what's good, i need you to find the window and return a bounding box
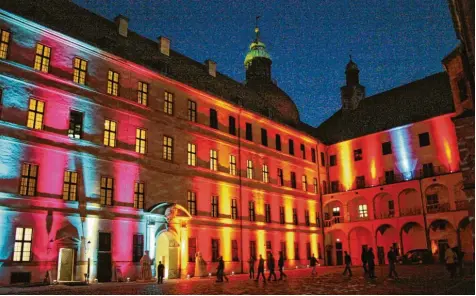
[27,98,44,130]
[275,134,282,151]
[311,148,316,163]
[290,172,296,188]
[316,212,321,227]
[187,191,197,215]
[356,176,365,189]
[382,141,392,155]
[332,207,340,217]
[188,100,197,122]
[385,170,395,184]
[457,78,468,101]
[13,227,32,262]
[262,164,269,183]
[419,132,430,147]
[137,81,148,106]
[228,116,236,135]
[422,163,434,178]
[320,152,325,166]
[246,160,253,179]
[164,91,174,115]
[210,109,218,129]
[426,194,439,205]
[388,200,395,216]
[313,178,318,194]
[250,241,257,259]
[246,123,253,141]
[188,238,196,262]
[330,155,337,166]
[229,155,236,175]
[100,177,114,206]
[107,70,119,96]
[249,201,255,222]
[277,168,284,186]
[231,198,238,219]
[292,208,298,225]
[211,196,219,218]
[358,204,368,218]
[33,44,51,73]
[210,150,218,171]
[305,210,310,226]
[280,241,287,260]
[134,182,145,209]
[135,128,147,154]
[0,30,10,59]
[62,171,78,201]
[294,242,300,260]
[103,120,117,147]
[306,242,311,260]
[72,57,87,85]
[187,143,196,166]
[279,206,285,224]
[261,128,268,146]
[232,240,239,261]
[300,144,306,159]
[163,136,173,161]
[265,204,271,223]
[354,149,362,161]
[331,181,339,193]
[211,239,219,262]
[266,241,272,250]
[19,163,38,196]
[302,175,308,191]
[68,110,83,139]
[288,139,294,155]
[322,181,327,194]
[132,234,144,262]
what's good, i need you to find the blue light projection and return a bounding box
[390,126,417,180]
[0,137,24,179]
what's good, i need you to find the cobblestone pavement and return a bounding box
[0,264,474,295]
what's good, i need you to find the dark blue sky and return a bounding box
[74,0,458,126]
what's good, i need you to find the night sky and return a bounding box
[73,0,458,127]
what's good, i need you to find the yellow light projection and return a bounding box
[310,233,318,257]
[180,225,188,273]
[337,141,353,190]
[221,227,232,261]
[286,231,295,260]
[257,229,266,257]
[370,158,377,181]
[253,189,265,216]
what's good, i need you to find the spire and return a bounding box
[254,16,261,42]
[244,17,272,82]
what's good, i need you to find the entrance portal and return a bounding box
[155,231,180,279]
[57,248,75,281]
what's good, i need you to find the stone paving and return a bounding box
[0,264,474,295]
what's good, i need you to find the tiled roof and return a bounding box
[315,72,455,144]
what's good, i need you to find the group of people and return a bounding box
[248,252,286,283]
[345,246,399,279]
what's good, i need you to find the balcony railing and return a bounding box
[326,166,456,194]
[455,200,469,211]
[400,207,422,217]
[375,211,396,219]
[324,216,344,227]
[349,215,370,222]
[426,202,450,214]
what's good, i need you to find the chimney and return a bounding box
[114,15,129,37]
[158,36,170,56]
[205,59,217,77]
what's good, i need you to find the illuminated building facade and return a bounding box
[0,0,472,286]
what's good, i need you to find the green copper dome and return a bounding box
[244,27,271,68]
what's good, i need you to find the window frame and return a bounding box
[107,70,119,96]
[188,99,197,122]
[210,149,218,171]
[288,139,295,155]
[358,204,368,218]
[164,91,174,115]
[231,198,238,220]
[103,119,117,147]
[261,128,268,146]
[262,164,269,183]
[249,201,256,222]
[19,163,38,196]
[277,168,284,186]
[13,227,33,262]
[290,172,296,188]
[382,141,392,155]
[135,128,147,154]
[329,155,337,166]
[245,123,253,141]
[211,196,219,218]
[68,110,83,139]
[419,132,430,147]
[279,206,285,224]
[187,191,197,215]
[265,203,271,223]
[132,234,144,262]
[62,171,78,201]
[300,143,306,159]
[246,160,253,179]
[229,155,236,175]
[0,29,11,59]
[187,143,197,166]
[275,134,282,151]
[73,57,88,85]
[137,81,148,106]
[354,148,363,161]
[162,136,174,161]
[100,176,114,206]
[210,109,218,129]
[292,208,298,225]
[133,182,145,209]
[26,98,45,130]
[33,43,51,73]
[228,116,236,135]
[302,175,308,191]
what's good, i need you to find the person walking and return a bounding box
[157,261,164,284]
[361,248,368,276]
[310,253,318,276]
[367,248,376,279]
[278,251,287,280]
[267,253,277,281]
[255,254,266,283]
[343,251,352,277]
[248,255,256,279]
[445,245,457,278]
[454,246,465,276]
[387,246,398,279]
[216,256,228,282]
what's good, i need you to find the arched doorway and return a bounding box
[155,231,180,279]
[324,229,346,266]
[398,189,421,216]
[373,193,395,219]
[457,217,473,261]
[425,184,450,213]
[347,196,370,222]
[348,227,373,266]
[400,222,426,254]
[428,219,456,263]
[376,224,399,264]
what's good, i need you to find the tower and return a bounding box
[341,56,365,111]
[244,18,272,83]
